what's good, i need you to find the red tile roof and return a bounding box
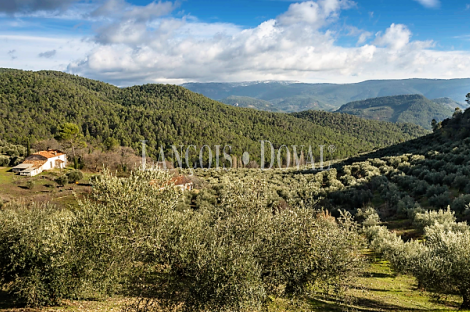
[33,150,65,159]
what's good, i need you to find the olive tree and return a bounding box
[368,208,470,309]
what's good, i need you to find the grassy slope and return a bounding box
[0,167,92,208]
[1,259,462,312]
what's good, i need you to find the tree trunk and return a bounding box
[461,290,470,310]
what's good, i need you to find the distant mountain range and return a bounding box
[182,79,470,113]
[337,94,454,130]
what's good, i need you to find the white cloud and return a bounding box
[357,31,372,44]
[0,35,95,71]
[2,0,470,86]
[374,23,412,50]
[413,0,440,8]
[277,0,354,27]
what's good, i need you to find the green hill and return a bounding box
[432,97,469,110]
[0,69,427,162]
[183,79,470,112]
[291,110,428,148]
[336,94,453,129]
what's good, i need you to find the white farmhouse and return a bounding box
[12,150,67,177]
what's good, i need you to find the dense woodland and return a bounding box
[291,110,426,147]
[0,69,427,167]
[337,94,454,129]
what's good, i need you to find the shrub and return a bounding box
[412,180,429,196]
[451,195,470,214]
[413,207,456,231]
[426,184,447,198]
[26,180,35,190]
[0,155,10,167]
[452,175,469,191]
[66,170,83,183]
[0,203,79,306]
[368,220,470,310]
[55,175,68,186]
[355,207,380,226]
[396,196,422,218]
[427,192,451,209]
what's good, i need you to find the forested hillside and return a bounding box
[432,96,468,110]
[292,110,428,147]
[0,69,427,163]
[337,94,453,129]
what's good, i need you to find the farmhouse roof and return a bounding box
[22,168,37,173]
[34,150,65,159]
[23,159,47,169]
[12,163,34,170]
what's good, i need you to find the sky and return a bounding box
[0,0,469,86]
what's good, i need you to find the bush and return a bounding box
[427,192,451,209]
[413,207,456,231]
[55,176,68,187]
[0,155,10,167]
[355,207,380,226]
[26,180,35,190]
[368,219,470,310]
[66,170,83,184]
[451,194,470,214]
[0,203,79,306]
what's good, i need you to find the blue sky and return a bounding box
[1,0,469,85]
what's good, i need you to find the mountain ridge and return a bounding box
[183,79,470,113]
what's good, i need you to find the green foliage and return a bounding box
[0,69,427,166]
[292,110,428,148]
[25,180,35,190]
[368,216,470,309]
[56,123,87,157]
[103,137,119,151]
[412,207,456,231]
[0,155,10,167]
[355,207,380,226]
[66,170,83,183]
[0,169,365,310]
[0,139,27,166]
[0,203,80,306]
[337,94,453,130]
[55,175,68,186]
